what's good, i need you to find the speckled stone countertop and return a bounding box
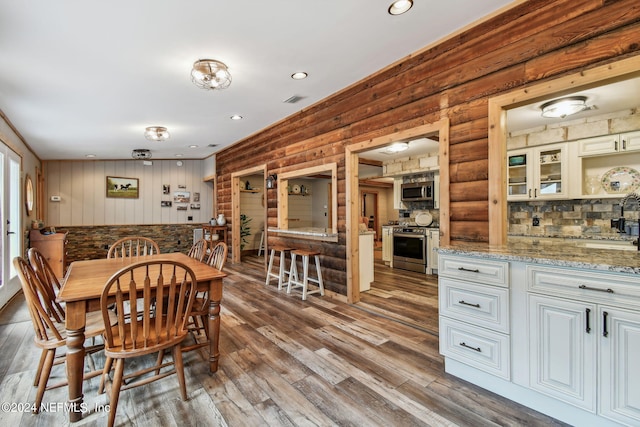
[439,240,640,275]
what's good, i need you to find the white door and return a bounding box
[599,306,640,425]
[528,294,597,412]
[0,143,22,308]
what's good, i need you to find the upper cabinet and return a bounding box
[508,142,569,201]
[578,130,640,157]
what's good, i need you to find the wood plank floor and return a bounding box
[0,255,568,426]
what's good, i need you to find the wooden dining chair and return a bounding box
[98,260,197,427]
[27,247,65,314]
[13,257,115,413]
[183,242,227,353]
[187,238,208,262]
[107,236,160,259]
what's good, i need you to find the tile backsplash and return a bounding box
[509,198,638,239]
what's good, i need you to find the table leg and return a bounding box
[65,301,87,422]
[208,279,222,373]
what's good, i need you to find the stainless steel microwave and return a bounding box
[401,181,434,202]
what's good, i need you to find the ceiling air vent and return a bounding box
[131,149,152,159]
[283,95,305,104]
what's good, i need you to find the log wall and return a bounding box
[216,0,640,296]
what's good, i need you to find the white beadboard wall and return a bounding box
[44,159,214,226]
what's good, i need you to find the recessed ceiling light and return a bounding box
[230,114,243,120]
[189,145,199,149]
[175,153,184,157]
[85,154,96,158]
[388,0,413,15]
[291,72,308,80]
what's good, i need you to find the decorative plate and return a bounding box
[601,166,640,194]
[292,184,301,194]
[415,212,433,226]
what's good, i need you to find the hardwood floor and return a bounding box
[0,255,568,426]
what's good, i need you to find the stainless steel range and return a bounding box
[392,226,429,273]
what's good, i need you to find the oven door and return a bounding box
[392,232,427,273]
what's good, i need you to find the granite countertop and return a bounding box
[439,240,640,274]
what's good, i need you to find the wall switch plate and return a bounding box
[50,195,61,202]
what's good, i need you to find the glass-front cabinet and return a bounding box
[508,142,568,201]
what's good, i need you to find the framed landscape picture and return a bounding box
[106,176,139,199]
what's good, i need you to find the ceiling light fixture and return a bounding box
[540,96,589,118]
[144,126,170,141]
[230,114,243,120]
[291,72,308,80]
[191,59,232,90]
[386,142,409,153]
[388,0,413,15]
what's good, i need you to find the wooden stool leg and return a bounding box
[265,249,275,286]
[314,255,325,296]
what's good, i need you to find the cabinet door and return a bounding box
[534,144,568,199]
[528,294,596,412]
[507,149,532,201]
[382,227,392,262]
[428,229,439,273]
[578,135,619,156]
[599,306,640,425]
[620,130,640,153]
[393,178,405,209]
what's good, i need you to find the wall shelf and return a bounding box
[240,189,261,193]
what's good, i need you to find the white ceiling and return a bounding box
[507,76,640,132]
[0,0,514,160]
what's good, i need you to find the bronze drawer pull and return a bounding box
[460,342,481,352]
[458,300,480,308]
[578,284,614,293]
[458,267,480,273]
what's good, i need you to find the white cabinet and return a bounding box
[578,130,640,156]
[381,226,393,264]
[528,294,596,412]
[526,264,640,425]
[358,233,374,292]
[433,172,440,209]
[599,306,640,425]
[507,142,569,201]
[427,228,439,274]
[438,254,510,379]
[393,178,405,210]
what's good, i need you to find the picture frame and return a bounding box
[106,176,139,199]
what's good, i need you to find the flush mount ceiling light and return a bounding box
[230,114,243,120]
[191,59,232,90]
[385,142,409,153]
[540,96,589,118]
[388,0,413,15]
[144,126,169,141]
[291,71,308,80]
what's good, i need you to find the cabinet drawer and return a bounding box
[439,255,509,287]
[439,278,509,333]
[439,316,510,380]
[527,265,640,308]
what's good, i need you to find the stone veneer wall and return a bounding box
[53,224,209,264]
[509,199,638,239]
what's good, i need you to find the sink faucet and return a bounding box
[619,192,640,250]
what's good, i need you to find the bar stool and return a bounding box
[257,231,265,256]
[265,246,294,290]
[287,249,325,300]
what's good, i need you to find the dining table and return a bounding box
[57,252,226,422]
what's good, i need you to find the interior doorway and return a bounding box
[231,165,267,265]
[360,190,379,240]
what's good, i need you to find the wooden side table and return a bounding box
[203,225,228,246]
